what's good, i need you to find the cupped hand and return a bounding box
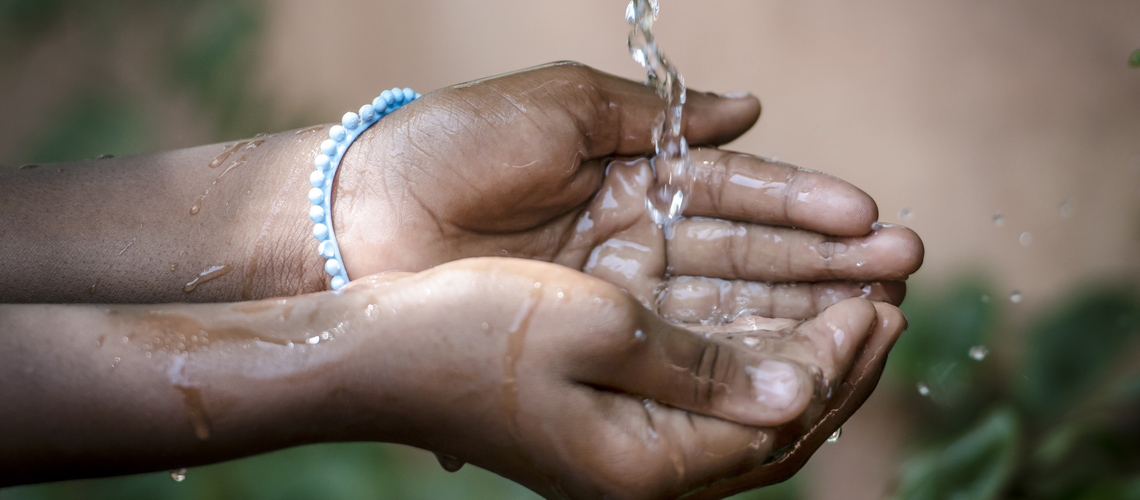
[333,62,923,318]
[334,258,907,499]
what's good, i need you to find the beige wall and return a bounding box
[261,0,1140,312]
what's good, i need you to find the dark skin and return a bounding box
[0,62,923,498]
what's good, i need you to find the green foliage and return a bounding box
[895,408,1020,500]
[1130,49,1140,68]
[890,281,1140,500]
[27,92,150,163]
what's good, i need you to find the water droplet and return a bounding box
[993,212,1004,226]
[306,336,320,345]
[980,294,991,303]
[170,468,187,482]
[533,281,542,289]
[1059,199,1074,218]
[968,345,989,361]
[917,382,931,396]
[634,329,646,340]
[433,452,465,473]
[1010,291,1022,303]
[826,427,842,443]
[1019,232,1033,246]
[556,289,565,299]
[898,208,913,220]
[480,322,490,332]
[742,337,760,348]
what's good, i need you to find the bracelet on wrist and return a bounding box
[308,87,421,290]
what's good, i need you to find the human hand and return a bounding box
[332,257,906,499]
[333,62,922,318]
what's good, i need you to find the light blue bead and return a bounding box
[390,87,404,103]
[314,154,330,171]
[320,140,337,156]
[307,187,324,205]
[379,90,395,107]
[359,104,376,121]
[329,125,347,142]
[318,240,336,258]
[330,276,347,290]
[324,258,342,276]
[309,205,325,223]
[402,88,415,102]
[309,170,326,188]
[342,112,360,130]
[312,223,329,241]
[372,95,387,111]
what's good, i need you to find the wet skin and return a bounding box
[0,62,924,497]
[0,258,906,499]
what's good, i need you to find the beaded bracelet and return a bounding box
[308,87,421,290]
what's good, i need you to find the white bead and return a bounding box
[342,112,360,130]
[330,276,347,290]
[309,170,326,188]
[324,258,342,276]
[307,187,324,205]
[402,88,415,102]
[379,90,395,107]
[314,154,330,171]
[312,223,329,241]
[329,125,346,142]
[309,205,325,222]
[318,240,336,258]
[359,104,376,121]
[320,140,338,156]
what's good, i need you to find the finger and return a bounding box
[685,148,879,236]
[577,299,881,428]
[666,217,925,282]
[683,302,907,499]
[501,62,763,157]
[769,298,879,384]
[577,390,776,498]
[657,276,905,323]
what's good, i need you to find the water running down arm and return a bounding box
[0,257,906,499]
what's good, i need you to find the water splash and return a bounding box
[627,0,691,226]
[1010,291,1022,304]
[898,208,913,220]
[170,468,187,482]
[917,382,931,396]
[993,212,1004,226]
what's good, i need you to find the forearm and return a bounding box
[0,128,332,303]
[0,290,392,486]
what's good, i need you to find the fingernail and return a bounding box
[720,91,753,99]
[745,360,801,410]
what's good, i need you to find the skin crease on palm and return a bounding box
[0,62,924,498]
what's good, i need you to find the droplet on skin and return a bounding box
[917,382,931,396]
[968,345,989,361]
[742,337,760,348]
[1019,232,1033,246]
[826,427,842,443]
[1010,291,1022,303]
[170,468,187,482]
[634,329,646,340]
[993,213,1004,226]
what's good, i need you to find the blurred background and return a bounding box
[2,0,1139,498]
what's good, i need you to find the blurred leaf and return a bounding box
[895,408,1020,500]
[167,0,269,139]
[1018,287,1140,420]
[888,280,997,411]
[25,91,151,163]
[1130,49,1140,68]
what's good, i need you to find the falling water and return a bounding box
[627,0,692,226]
